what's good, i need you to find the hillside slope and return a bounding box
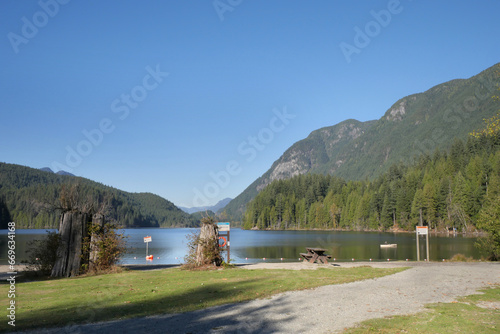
[0,163,197,229]
[224,63,499,220]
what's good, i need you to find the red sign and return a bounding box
[144,236,152,243]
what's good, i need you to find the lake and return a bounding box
[0,228,484,265]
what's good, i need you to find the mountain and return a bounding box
[56,170,76,177]
[39,167,54,173]
[179,197,232,214]
[0,162,197,229]
[40,167,75,177]
[224,63,500,220]
[242,132,500,232]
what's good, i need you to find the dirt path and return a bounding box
[16,262,500,334]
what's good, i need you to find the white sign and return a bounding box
[416,226,428,235]
[217,222,230,232]
[144,236,152,243]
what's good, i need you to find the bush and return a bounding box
[26,231,61,276]
[82,221,127,273]
[449,253,474,262]
[183,230,201,269]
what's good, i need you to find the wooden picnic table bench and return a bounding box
[300,247,332,264]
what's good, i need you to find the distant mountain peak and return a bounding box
[40,167,54,173]
[40,167,75,177]
[180,197,233,214]
[56,170,75,177]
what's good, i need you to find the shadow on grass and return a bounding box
[12,278,302,333]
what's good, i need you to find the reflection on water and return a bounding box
[0,228,483,265]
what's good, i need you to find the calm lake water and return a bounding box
[0,228,484,265]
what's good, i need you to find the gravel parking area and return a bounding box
[15,262,500,334]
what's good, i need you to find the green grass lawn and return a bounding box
[346,285,500,333]
[0,266,405,332]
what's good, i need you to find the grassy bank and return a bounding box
[347,285,500,333]
[0,266,405,332]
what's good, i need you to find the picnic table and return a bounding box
[300,247,332,264]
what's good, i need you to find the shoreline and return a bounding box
[3,227,487,237]
[247,227,487,237]
[2,260,492,276]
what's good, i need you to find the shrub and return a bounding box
[26,231,61,276]
[449,253,474,262]
[82,221,127,273]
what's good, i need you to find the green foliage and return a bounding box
[244,134,500,234]
[0,163,198,228]
[476,195,500,260]
[82,222,127,273]
[471,105,500,260]
[183,229,202,268]
[26,231,61,276]
[0,195,12,229]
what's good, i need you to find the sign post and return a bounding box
[416,226,429,261]
[217,222,230,263]
[144,236,152,261]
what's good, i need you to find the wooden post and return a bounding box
[227,229,230,263]
[416,231,420,261]
[426,232,430,262]
[416,226,429,262]
[217,222,230,263]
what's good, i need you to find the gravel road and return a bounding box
[16,262,500,334]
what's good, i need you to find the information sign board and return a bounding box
[416,226,428,235]
[217,222,230,232]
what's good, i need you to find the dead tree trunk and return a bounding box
[195,220,222,266]
[89,213,105,272]
[51,211,89,277]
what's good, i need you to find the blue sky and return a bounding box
[1,1,499,208]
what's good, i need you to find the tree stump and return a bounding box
[89,213,105,272]
[51,211,89,277]
[195,219,222,266]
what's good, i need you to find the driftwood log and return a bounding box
[51,211,89,277]
[195,220,222,266]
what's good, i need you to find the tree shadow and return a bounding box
[14,278,304,333]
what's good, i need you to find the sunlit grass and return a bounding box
[0,266,405,331]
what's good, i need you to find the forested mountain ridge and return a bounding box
[0,163,197,229]
[243,123,500,233]
[224,63,500,220]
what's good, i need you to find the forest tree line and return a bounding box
[243,115,500,234]
[0,165,197,229]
